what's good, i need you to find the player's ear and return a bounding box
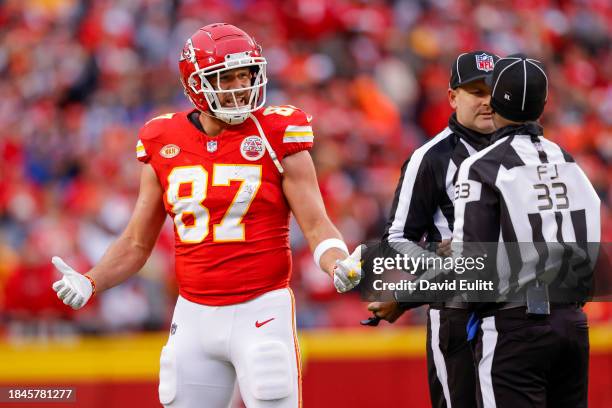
[448,88,458,110]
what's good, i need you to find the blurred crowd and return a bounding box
[0,0,610,337]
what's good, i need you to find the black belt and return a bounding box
[443,301,469,309]
[484,302,583,316]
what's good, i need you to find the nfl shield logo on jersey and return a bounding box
[240,136,265,161]
[475,53,494,72]
[207,140,218,153]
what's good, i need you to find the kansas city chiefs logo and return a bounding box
[179,39,199,63]
[240,136,264,161]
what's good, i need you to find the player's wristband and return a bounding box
[84,275,96,296]
[313,238,349,270]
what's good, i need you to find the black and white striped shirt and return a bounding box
[384,114,491,244]
[453,122,601,295]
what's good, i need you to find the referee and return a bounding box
[368,51,499,408]
[453,54,601,407]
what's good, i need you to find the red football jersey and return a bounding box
[136,106,313,305]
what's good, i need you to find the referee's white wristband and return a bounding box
[313,238,349,270]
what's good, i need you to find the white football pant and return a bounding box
[159,288,302,408]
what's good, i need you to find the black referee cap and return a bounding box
[450,51,499,89]
[486,54,548,122]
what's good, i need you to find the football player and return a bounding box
[51,23,361,408]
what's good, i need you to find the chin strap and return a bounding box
[201,109,247,125]
[248,113,284,174]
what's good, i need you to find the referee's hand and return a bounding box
[367,301,405,324]
[436,239,452,257]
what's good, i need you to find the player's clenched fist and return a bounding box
[333,245,364,293]
[51,256,94,310]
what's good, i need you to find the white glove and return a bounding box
[333,245,364,293]
[51,256,93,310]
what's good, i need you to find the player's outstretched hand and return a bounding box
[51,256,93,310]
[333,245,364,293]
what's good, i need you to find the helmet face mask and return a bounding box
[196,54,267,124]
[179,25,267,125]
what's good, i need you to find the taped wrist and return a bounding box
[313,238,349,270]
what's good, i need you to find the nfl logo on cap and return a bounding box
[475,53,494,72]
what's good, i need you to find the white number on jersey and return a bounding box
[213,165,262,241]
[166,165,262,243]
[263,105,297,117]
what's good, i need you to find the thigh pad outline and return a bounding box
[245,340,293,401]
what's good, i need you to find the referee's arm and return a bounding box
[384,156,440,243]
[383,155,448,306]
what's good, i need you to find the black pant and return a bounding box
[473,305,589,408]
[426,307,477,408]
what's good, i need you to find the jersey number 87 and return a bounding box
[167,164,262,243]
